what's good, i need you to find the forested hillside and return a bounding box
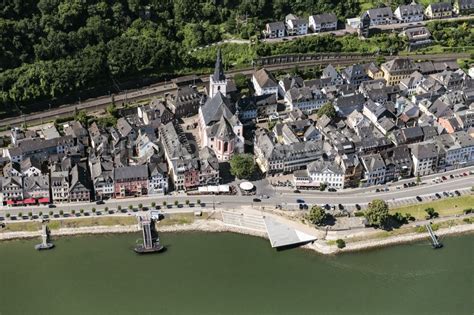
[0,0,423,115]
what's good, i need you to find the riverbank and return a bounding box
[1,213,473,255]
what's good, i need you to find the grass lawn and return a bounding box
[1,221,42,232]
[390,195,474,220]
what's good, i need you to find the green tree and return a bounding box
[317,103,337,119]
[92,208,96,214]
[365,200,389,228]
[416,175,421,185]
[128,205,133,210]
[336,239,346,249]
[49,211,53,216]
[185,199,190,206]
[162,201,167,207]
[196,199,201,205]
[117,205,122,211]
[28,211,33,217]
[138,203,143,210]
[319,183,327,191]
[174,200,179,206]
[80,209,84,214]
[233,73,248,91]
[71,210,76,215]
[307,206,327,226]
[151,202,156,208]
[6,213,10,218]
[425,207,439,219]
[230,154,256,179]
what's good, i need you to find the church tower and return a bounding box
[209,49,227,98]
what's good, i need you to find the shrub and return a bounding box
[336,239,346,249]
[354,211,365,217]
[463,208,473,214]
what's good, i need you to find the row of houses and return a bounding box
[250,57,474,189]
[264,13,338,38]
[264,0,474,39]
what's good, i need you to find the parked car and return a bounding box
[328,188,337,192]
[355,204,361,210]
[96,200,105,205]
[443,191,449,197]
[338,204,344,210]
[416,196,422,202]
[442,176,447,180]
[435,193,441,199]
[293,189,301,193]
[375,188,380,192]
[296,199,305,204]
[48,204,56,208]
[450,174,454,179]
[454,190,461,196]
[252,198,261,202]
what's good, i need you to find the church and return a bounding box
[198,50,244,162]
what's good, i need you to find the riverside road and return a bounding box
[1,167,472,217]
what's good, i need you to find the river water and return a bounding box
[0,232,472,315]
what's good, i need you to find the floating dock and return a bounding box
[134,215,165,254]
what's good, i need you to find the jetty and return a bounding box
[425,224,443,249]
[35,224,54,250]
[134,215,165,254]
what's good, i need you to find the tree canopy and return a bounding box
[365,199,389,228]
[307,206,327,226]
[317,103,337,119]
[230,154,256,179]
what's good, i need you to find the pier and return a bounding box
[425,224,443,249]
[134,215,165,254]
[35,224,54,250]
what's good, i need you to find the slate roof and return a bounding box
[253,69,278,89]
[200,92,235,126]
[113,165,148,181]
[310,13,337,24]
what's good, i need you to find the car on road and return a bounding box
[416,196,422,202]
[253,198,261,202]
[296,199,305,204]
[293,189,300,193]
[48,204,56,208]
[260,195,269,199]
[0,216,4,221]
[96,200,105,205]
[328,188,337,192]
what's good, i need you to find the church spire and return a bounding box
[212,48,226,82]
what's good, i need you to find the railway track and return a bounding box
[0,52,469,128]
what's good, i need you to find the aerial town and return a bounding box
[0,0,473,313]
[1,46,473,206]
